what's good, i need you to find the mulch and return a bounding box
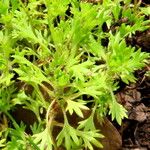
[117,28,150,149]
[117,68,150,150]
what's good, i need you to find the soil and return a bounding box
[118,2,150,145]
[113,1,150,149]
[117,31,150,149]
[104,1,150,149]
[117,67,150,150]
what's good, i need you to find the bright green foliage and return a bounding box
[32,128,53,150]
[66,99,89,118]
[109,90,128,125]
[78,130,104,150]
[107,33,149,84]
[57,120,80,149]
[140,7,150,15]
[0,0,149,149]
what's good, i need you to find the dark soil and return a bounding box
[116,68,150,150]
[118,28,150,149]
[115,1,150,148]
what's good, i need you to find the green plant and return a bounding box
[0,0,149,149]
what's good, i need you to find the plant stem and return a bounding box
[46,99,58,149]
[4,111,19,129]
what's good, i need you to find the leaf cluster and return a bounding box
[0,0,149,149]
